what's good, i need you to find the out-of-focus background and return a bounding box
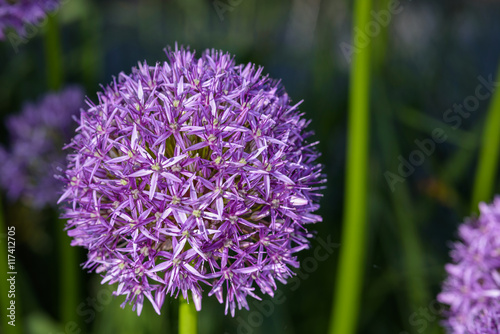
[1,0,500,333]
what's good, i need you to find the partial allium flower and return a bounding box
[59,46,325,316]
[0,0,60,40]
[0,86,84,208]
[438,197,500,334]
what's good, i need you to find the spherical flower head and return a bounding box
[438,197,500,334]
[0,86,84,208]
[0,0,60,40]
[59,46,326,316]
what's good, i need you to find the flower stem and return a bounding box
[370,3,437,329]
[328,0,372,333]
[80,1,102,90]
[374,93,438,331]
[0,197,22,334]
[43,13,78,328]
[179,296,197,334]
[58,219,80,328]
[471,63,500,211]
[43,14,63,90]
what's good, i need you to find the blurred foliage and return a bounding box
[1,0,500,333]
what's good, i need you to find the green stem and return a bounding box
[370,0,438,329]
[471,63,500,211]
[80,1,102,90]
[374,105,438,333]
[179,296,197,334]
[44,12,77,327]
[58,219,79,328]
[0,197,22,334]
[43,15,63,90]
[328,0,372,333]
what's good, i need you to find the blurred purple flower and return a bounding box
[438,197,500,334]
[58,46,326,316]
[0,0,60,40]
[0,86,84,208]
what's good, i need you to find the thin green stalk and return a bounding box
[397,107,477,148]
[471,63,500,211]
[179,296,197,334]
[370,0,439,327]
[0,197,22,334]
[58,220,79,328]
[80,1,102,90]
[328,0,372,333]
[43,13,78,327]
[374,104,442,334]
[43,15,63,90]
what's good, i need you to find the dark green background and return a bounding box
[1,0,500,333]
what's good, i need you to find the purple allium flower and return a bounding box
[438,197,500,334]
[0,0,60,40]
[0,86,84,208]
[58,46,326,316]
